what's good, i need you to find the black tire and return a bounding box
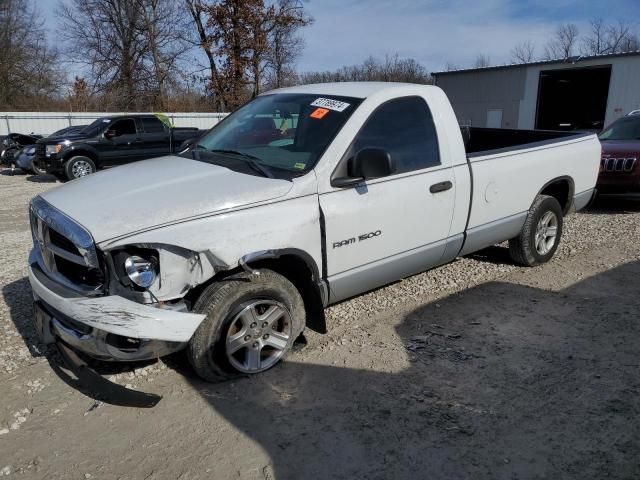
[509,194,563,267]
[30,161,45,176]
[64,156,96,180]
[188,269,305,382]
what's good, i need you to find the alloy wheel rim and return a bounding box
[225,299,292,373]
[534,211,558,255]
[72,160,92,177]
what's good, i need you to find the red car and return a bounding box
[597,112,640,194]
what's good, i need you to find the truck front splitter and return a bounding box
[54,341,162,408]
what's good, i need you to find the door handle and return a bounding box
[429,181,453,194]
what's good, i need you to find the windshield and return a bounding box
[196,93,362,173]
[80,118,111,137]
[599,116,640,141]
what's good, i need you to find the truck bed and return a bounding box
[457,127,600,256]
[462,127,587,157]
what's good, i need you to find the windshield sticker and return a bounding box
[310,107,330,119]
[310,98,350,112]
[294,162,306,169]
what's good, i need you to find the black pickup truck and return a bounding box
[36,115,205,180]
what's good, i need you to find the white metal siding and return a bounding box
[0,112,228,135]
[436,54,640,130]
[434,68,527,128]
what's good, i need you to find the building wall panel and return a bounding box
[0,112,227,135]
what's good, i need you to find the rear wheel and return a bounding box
[188,269,305,382]
[509,194,563,266]
[65,156,96,180]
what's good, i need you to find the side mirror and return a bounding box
[332,148,394,188]
[350,147,394,179]
[104,129,117,139]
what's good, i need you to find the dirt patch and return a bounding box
[0,171,639,479]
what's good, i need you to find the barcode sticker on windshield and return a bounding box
[310,98,351,112]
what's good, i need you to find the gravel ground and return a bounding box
[0,168,639,479]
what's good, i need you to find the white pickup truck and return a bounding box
[28,82,600,381]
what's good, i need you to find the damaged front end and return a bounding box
[28,196,212,363]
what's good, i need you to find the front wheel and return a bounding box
[65,156,96,180]
[30,160,45,176]
[188,269,305,382]
[509,194,563,266]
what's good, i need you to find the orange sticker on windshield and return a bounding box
[310,107,329,119]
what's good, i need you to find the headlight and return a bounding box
[24,146,36,155]
[124,255,158,288]
[45,144,62,156]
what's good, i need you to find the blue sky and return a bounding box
[40,0,640,74]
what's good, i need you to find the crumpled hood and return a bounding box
[40,156,293,243]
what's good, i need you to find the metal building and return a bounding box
[432,51,640,131]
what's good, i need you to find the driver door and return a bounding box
[320,96,456,302]
[100,118,138,166]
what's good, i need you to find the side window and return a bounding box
[110,119,137,136]
[141,117,166,133]
[351,96,440,174]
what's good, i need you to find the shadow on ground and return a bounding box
[2,277,159,403]
[187,261,640,479]
[4,260,639,478]
[26,174,58,183]
[467,245,512,265]
[583,195,640,215]
[0,168,27,176]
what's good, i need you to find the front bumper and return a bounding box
[596,176,640,194]
[36,151,64,174]
[28,258,206,361]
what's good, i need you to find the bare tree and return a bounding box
[511,40,536,63]
[185,0,312,109]
[299,54,431,85]
[135,0,189,110]
[605,20,639,54]
[58,0,148,109]
[184,0,224,109]
[0,0,61,109]
[581,18,639,56]
[58,0,187,110]
[69,76,89,111]
[581,17,608,55]
[264,0,312,89]
[543,23,579,60]
[473,54,491,68]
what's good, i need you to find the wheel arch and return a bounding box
[62,147,99,165]
[537,176,575,215]
[187,249,327,334]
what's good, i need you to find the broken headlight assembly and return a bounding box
[124,255,158,288]
[111,248,159,290]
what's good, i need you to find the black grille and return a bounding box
[35,144,47,168]
[48,227,80,256]
[54,255,104,287]
[601,157,636,173]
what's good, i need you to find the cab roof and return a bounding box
[266,82,435,99]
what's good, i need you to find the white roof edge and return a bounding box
[262,82,436,99]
